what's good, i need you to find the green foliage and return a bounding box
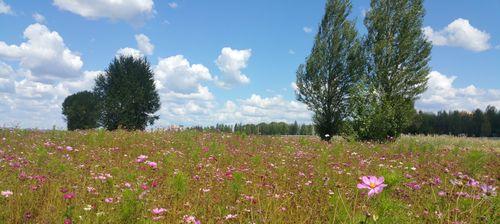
[119,190,143,224]
[464,150,487,177]
[296,0,364,141]
[171,172,188,198]
[350,0,432,141]
[94,56,160,131]
[62,91,100,130]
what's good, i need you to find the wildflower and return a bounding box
[136,155,148,163]
[66,146,73,151]
[480,184,497,197]
[64,218,72,224]
[406,182,421,190]
[63,193,75,200]
[183,215,201,224]
[124,182,132,188]
[467,179,479,188]
[357,176,387,197]
[152,208,167,215]
[438,191,446,197]
[83,205,92,211]
[147,161,158,169]
[432,177,442,185]
[104,198,113,203]
[224,214,238,220]
[1,190,13,197]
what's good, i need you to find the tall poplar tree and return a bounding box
[296,0,363,141]
[358,0,432,140]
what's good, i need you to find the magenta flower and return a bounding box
[63,193,75,200]
[357,176,387,197]
[147,161,158,169]
[151,207,167,215]
[104,197,113,203]
[136,155,148,163]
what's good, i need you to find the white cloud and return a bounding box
[211,94,312,124]
[155,55,213,96]
[52,0,154,23]
[290,82,298,91]
[135,34,154,55]
[0,0,12,15]
[168,2,178,9]
[423,18,491,52]
[303,27,313,33]
[215,47,251,88]
[33,13,46,23]
[288,49,295,55]
[0,23,83,83]
[0,24,102,129]
[417,71,500,111]
[0,61,15,93]
[116,47,144,59]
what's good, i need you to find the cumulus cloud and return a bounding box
[303,27,313,33]
[215,47,251,88]
[417,71,500,111]
[52,0,154,23]
[0,23,83,83]
[423,18,491,52]
[0,23,102,129]
[116,47,144,59]
[32,13,46,23]
[0,0,12,15]
[155,55,213,95]
[135,34,154,55]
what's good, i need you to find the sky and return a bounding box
[0,0,499,129]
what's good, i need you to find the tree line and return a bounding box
[407,106,500,137]
[189,122,315,136]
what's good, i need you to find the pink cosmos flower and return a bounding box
[136,155,148,163]
[1,190,13,197]
[147,161,158,169]
[357,176,387,197]
[151,208,167,215]
[183,215,201,224]
[63,193,75,200]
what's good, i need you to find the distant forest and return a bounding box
[407,106,500,137]
[191,106,500,137]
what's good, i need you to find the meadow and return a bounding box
[0,129,498,223]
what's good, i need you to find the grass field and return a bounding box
[0,129,498,223]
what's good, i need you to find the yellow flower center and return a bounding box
[369,183,376,189]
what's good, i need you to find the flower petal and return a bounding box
[357,183,370,189]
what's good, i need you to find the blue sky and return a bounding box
[0,0,499,129]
